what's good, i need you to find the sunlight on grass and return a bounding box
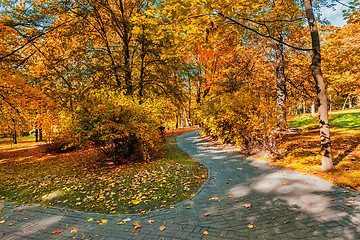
[0,127,207,214]
[272,109,360,191]
[0,135,46,150]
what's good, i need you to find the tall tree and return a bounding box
[304,0,334,171]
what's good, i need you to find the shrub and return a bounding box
[198,92,278,153]
[73,92,163,164]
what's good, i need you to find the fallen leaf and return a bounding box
[70,228,78,233]
[248,224,254,229]
[87,218,93,222]
[210,197,219,200]
[243,204,252,208]
[122,218,131,222]
[237,168,243,170]
[133,222,142,229]
[97,220,108,225]
[51,229,64,234]
[228,195,233,198]
[147,220,154,224]
[203,231,208,235]
[117,222,125,225]
[345,203,351,207]
[284,220,290,224]
[0,220,5,224]
[203,213,211,217]
[159,226,166,231]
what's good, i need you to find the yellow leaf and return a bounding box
[132,200,141,205]
[87,218,93,222]
[70,228,78,233]
[248,224,255,228]
[0,220,5,224]
[203,231,208,235]
[147,220,154,224]
[159,226,166,231]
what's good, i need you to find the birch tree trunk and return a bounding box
[304,0,334,171]
[311,102,315,115]
[275,35,287,129]
[184,109,189,126]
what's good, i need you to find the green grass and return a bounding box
[0,130,207,214]
[272,108,360,191]
[288,108,360,130]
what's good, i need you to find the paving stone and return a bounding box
[1,130,360,239]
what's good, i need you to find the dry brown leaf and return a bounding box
[243,204,252,208]
[70,228,78,233]
[159,226,166,231]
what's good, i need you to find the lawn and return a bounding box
[271,108,360,191]
[0,127,207,214]
[0,135,45,150]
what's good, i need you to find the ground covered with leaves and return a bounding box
[270,109,360,191]
[0,128,207,214]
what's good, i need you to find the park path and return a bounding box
[1,130,360,240]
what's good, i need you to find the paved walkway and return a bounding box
[1,130,360,239]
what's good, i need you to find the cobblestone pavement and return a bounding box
[1,130,360,239]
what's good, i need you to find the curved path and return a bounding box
[1,130,360,239]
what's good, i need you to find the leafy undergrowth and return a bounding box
[271,109,360,191]
[0,127,207,214]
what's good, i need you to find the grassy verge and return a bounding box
[271,108,360,191]
[0,135,46,150]
[0,127,207,214]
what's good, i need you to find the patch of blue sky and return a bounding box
[320,0,351,27]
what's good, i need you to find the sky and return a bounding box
[320,0,351,27]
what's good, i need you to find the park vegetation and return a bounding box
[0,0,360,207]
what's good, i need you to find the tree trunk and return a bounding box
[35,129,39,142]
[176,115,179,129]
[183,109,189,126]
[39,128,43,141]
[13,130,17,144]
[304,0,334,171]
[297,101,301,115]
[311,102,316,115]
[188,79,192,126]
[342,95,349,111]
[349,97,352,108]
[196,81,201,103]
[303,101,306,114]
[275,35,287,129]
